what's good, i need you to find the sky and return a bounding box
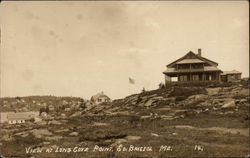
[0,1,249,99]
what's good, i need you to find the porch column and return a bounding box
[190,64,192,81]
[177,64,179,81]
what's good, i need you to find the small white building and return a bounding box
[7,112,39,124]
[90,92,111,105]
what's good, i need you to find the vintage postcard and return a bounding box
[0,1,249,158]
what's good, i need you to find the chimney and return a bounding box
[198,48,202,56]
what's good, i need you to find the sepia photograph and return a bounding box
[0,1,249,158]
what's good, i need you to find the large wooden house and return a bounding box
[163,49,222,84]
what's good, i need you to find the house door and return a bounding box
[209,75,212,80]
[206,74,212,81]
[192,74,199,81]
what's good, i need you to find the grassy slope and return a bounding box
[0,82,249,158]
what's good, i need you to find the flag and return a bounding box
[129,77,135,84]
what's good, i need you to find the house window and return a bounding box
[179,75,187,81]
[192,64,203,69]
[171,77,178,82]
[178,64,189,69]
[192,75,199,81]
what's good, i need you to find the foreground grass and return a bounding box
[1,106,249,158]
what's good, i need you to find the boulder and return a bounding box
[14,131,29,137]
[34,117,42,123]
[161,115,174,120]
[125,136,141,141]
[55,129,69,133]
[188,94,207,100]
[172,133,178,136]
[231,88,248,96]
[238,89,249,96]
[206,88,221,95]
[65,108,71,112]
[69,132,79,136]
[92,122,110,126]
[111,139,128,147]
[144,99,155,107]
[151,133,159,137]
[1,134,14,141]
[222,100,236,108]
[45,136,63,141]
[152,96,165,100]
[30,129,52,138]
[38,121,47,125]
[69,112,81,118]
[125,95,140,105]
[169,102,176,107]
[140,115,151,119]
[42,142,50,145]
[240,99,248,104]
[48,120,62,125]
[156,107,171,111]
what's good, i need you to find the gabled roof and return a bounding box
[204,66,221,71]
[221,70,242,75]
[8,112,35,121]
[91,92,110,101]
[167,51,218,68]
[176,59,205,64]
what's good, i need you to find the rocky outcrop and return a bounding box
[222,100,236,108]
[30,129,53,138]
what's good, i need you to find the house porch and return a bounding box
[165,71,221,83]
